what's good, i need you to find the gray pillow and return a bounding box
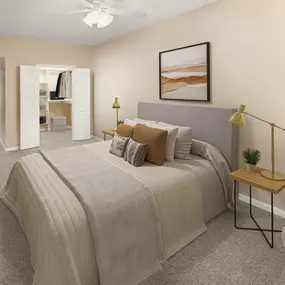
[124,139,148,167]
[109,133,130,157]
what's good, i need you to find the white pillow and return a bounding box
[158,122,193,160]
[124,119,139,127]
[134,118,158,124]
[146,122,178,162]
[124,118,158,127]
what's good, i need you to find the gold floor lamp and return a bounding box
[229,105,285,181]
[112,97,121,127]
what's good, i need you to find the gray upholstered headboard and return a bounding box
[138,101,239,170]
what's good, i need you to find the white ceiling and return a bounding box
[0,0,217,46]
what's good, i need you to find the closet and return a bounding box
[39,68,72,132]
[20,65,91,150]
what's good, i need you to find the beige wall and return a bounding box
[0,58,5,145]
[93,0,285,209]
[0,36,94,148]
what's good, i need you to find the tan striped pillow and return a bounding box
[124,139,148,167]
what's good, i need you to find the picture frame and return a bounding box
[159,42,210,102]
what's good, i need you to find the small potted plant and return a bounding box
[243,148,261,172]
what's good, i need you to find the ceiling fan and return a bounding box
[68,0,147,28]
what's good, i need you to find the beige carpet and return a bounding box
[1,202,285,285]
[1,135,285,284]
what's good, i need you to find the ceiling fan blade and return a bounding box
[104,0,126,6]
[75,0,94,9]
[66,9,91,14]
[107,7,146,18]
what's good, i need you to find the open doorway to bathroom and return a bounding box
[0,57,6,152]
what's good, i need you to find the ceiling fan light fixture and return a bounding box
[97,12,114,28]
[83,10,99,27]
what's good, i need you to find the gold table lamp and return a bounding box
[229,105,285,181]
[112,97,121,127]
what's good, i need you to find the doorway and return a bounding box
[39,67,73,146]
[20,65,91,150]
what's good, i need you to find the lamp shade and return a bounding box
[97,12,114,28]
[83,11,99,27]
[112,97,121,109]
[229,105,246,126]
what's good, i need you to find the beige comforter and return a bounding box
[0,141,206,285]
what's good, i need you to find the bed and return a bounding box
[0,102,238,285]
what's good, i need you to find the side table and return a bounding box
[102,129,116,141]
[230,168,285,248]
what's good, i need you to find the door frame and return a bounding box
[36,64,75,72]
[0,56,7,150]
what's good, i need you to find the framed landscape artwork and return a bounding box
[159,42,210,102]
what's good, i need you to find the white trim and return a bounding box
[0,137,20,152]
[37,64,75,71]
[0,137,5,150]
[0,133,20,152]
[0,57,6,149]
[4,146,20,152]
[239,193,285,219]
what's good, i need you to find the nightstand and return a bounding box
[102,129,116,141]
[230,168,285,248]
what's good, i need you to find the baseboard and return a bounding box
[239,193,285,219]
[4,146,20,152]
[0,137,20,152]
[94,136,103,141]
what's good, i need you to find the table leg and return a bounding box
[234,180,237,228]
[234,180,281,248]
[104,133,106,141]
[271,193,274,248]
[250,185,252,217]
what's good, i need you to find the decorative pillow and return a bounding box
[146,122,178,161]
[116,124,134,138]
[109,133,130,157]
[124,139,148,167]
[158,122,193,159]
[133,124,167,166]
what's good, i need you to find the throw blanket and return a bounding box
[84,141,207,259]
[191,139,233,204]
[41,146,162,285]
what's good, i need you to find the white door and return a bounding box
[20,65,40,150]
[72,68,91,141]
